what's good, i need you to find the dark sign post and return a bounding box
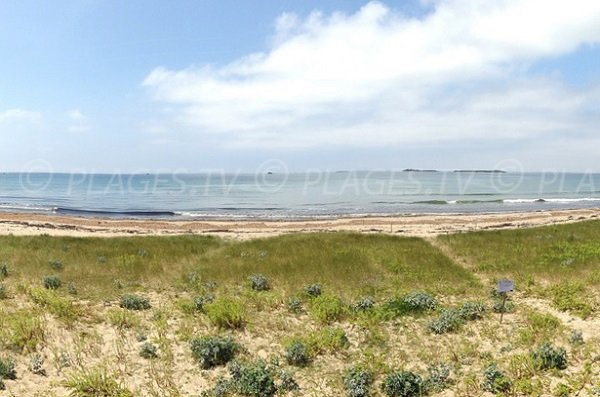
[497,279,514,323]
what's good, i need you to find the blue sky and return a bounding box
[1,0,599,172]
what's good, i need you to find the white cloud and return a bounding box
[66,109,90,133]
[142,0,600,148]
[0,108,42,125]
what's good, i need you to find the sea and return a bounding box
[1,171,600,219]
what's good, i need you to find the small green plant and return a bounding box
[277,370,299,392]
[553,383,571,397]
[64,368,133,397]
[205,297,246,329]
[343,366,373,397]
[458,301,486,320]
[531,342,567,370]
[423,363,450,392]
[228,360,277,397]
[194,294,215,312]
[67,282,78,295]
[43,275,62,290]
[428,308,463,334]
[568,330,584,346]
[0,264,8,279]
[139,342,158,359]
[380,371,423,397]
[0,283,7,300]
[190,335,239,369]
[285,340,311,367]
[108,309,140,329]
[309,294,346,323]
[0,309,46,352]
[402,291,437,312]
[29,288,79,325]
[0,356,17,390]
[287,297,304,314]
[548,282,593,318]
[304,283,322,297]
[49,260,64,271]
[119,294,151,311]
[29,353,46,376]
[353,296,375,312]
[482,364,512,394]
[248,274,270,291]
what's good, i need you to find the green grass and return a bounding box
[0,233,480,301]
[439,220,600,287]
[63,367,133,397]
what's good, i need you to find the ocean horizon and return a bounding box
[1,171,600,220]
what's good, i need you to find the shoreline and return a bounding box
[1,207,599,239]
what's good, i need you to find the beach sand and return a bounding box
[1,207,599,239]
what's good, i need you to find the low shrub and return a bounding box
[568,330,584,346]
[194,294,215,312]
[29,353,46,376]
[481,364,512,394]
[229,360,277,397]
[458,301,486,320]
[287,297,304,314]
[190,335,239,369]
[49,260,64,271]
[205,297,246,330]
[343,366,373,397]
[0,283,7,300]
[0,356,17,390]
[139,342,158,359]
[285,340,311,367]
[380,371,423,397]
[248,274,270,291]
[402,291,437,312]
[428,309,463,334]
[67,282,78,295]
[43,275,62,290]
[382,291,437,318]
[353,296,375,312]
[276,370,299,392]
[310,294,346,324]
[304,283,322,297]
[423,363,451,392]
[119,294,151,311]
[531,342,567,370]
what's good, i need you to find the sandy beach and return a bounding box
[1,207,599,240]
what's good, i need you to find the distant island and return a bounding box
[402,168,440,172]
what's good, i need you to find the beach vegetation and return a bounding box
[43,275,62,290]
[119,294,151,311]
[63,368,133,397]
[248,274,270,291]
[205,297,246,329]
[343,366,373,397]
[190,335,239,369]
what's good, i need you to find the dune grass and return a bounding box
[438,220,600,287]
[0,232,480,301]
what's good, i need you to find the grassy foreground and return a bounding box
[0,222,599,396]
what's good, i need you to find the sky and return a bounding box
[1,0,599,173]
